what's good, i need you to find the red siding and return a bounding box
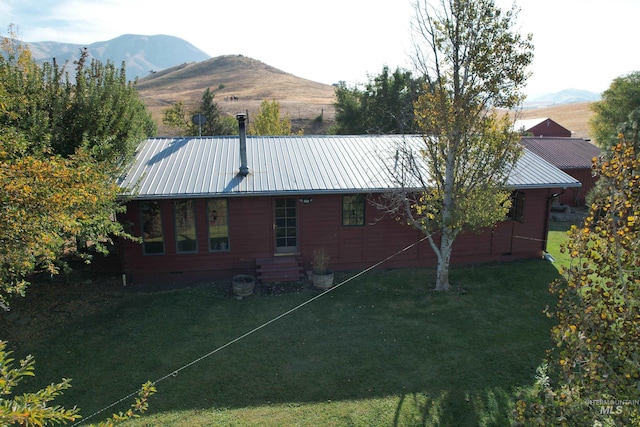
[118,189,553,285]
[557,168,596,206]
[527,119,572,138]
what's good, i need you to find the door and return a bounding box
[274,198,298,254]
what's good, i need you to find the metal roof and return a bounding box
[513,118,549,131]
[119,135,581,199]
[521,137,602,169]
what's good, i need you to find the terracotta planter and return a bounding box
[311,272,334,290]
[232,274,255,297]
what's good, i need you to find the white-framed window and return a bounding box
[342,194,366,226]
[208,199,229,251]
[175,200,198,253]
[141,201,165,255]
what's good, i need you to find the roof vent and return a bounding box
[236,114,249,177]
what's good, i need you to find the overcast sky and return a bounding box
[1,0,638,97]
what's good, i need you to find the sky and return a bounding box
[1,0,639,98]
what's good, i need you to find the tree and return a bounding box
[0,34,145,304]
[332,81,364,134]
[161,101,191,134]
[361,66,423,134]
[0,340,156,426]
[162,88,236,136]
[0,340,80,425]
[0,34,56,155]
[514,129,640,426]
[0,31,156,426]
[587,74,640,210]
[248,99,296,135]
[53,49,156,164]
[590,71,640,150]
[197,88,230,136]
[332,66,423,134]
[0,46,156,166]
[386,0,533,291]
[0,148,130,305]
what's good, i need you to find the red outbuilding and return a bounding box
[521,137,601,206]
[514,118,572,138]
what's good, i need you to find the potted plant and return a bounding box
[310,248,334,290]
[232,274,255,297]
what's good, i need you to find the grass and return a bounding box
[547,220,577,269]
[5,222,575,426]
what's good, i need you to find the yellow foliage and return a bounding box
[0,148,128,303]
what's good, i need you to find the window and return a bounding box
[507,191,525,222]
[175,200,197,253]
[342,194,366,226]
[208,199,229,251]
[141,201,164,254]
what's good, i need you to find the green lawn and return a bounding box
[6,223,574,427]
[547,220,576,269]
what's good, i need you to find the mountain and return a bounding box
[137,54,335,105]
[20,33,593,136]
[27,34,211,80]
[20,33,336,134]
[136,54,337,135]
[524,89,601,109]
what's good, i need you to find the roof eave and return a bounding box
[123,183,581,201]
[509,182,582,190]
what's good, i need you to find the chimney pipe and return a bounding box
[236,113,249,177]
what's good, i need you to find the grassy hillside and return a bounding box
[137,54,595,139]
[137,55,336,135]
[515,102,595,139]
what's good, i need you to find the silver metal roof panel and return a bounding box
[119,135,580,199]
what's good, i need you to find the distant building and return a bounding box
[514,118,572,138]
[521,137,601,206]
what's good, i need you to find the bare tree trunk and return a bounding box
[435,228,454,291]
[435,134,457,291]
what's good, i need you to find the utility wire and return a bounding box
[75,227,562,425]
[74,234,432,426]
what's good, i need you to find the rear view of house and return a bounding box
[116,119,580,285]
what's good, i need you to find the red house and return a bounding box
[514,118,572,137]
[117,121,580,285]
[521,137,601,206]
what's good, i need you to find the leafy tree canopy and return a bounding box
[248,99,297,135]
[0,31,150,304]
[332,81,364,134]
[515,126,640,426]
[0,144,128,304]
[162,88,237,136]
[0,43,156,166]
[590,71,640,150]
[0,340,156,426]
[385,0,533,291]
[332,66,423,135]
